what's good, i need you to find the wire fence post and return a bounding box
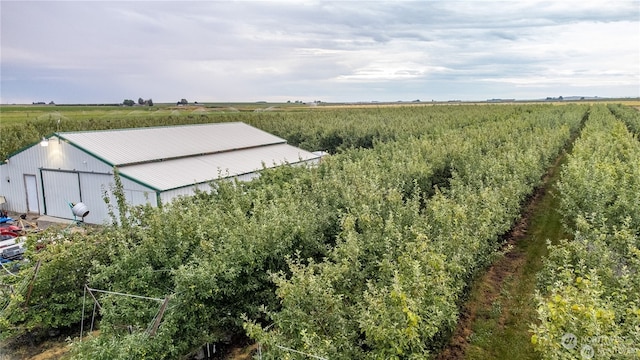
[90,300,98,333]
[78,286,171,340]
[80,283,86,340]
[85,285,103,311]
[149,296,170,336]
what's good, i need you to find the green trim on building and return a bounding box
[55,133,116,167]
[1,133,56,164]
[113,166,161,192]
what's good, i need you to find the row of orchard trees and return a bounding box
[531,105,640,359]
[1,105,587,359]
[608,103,640,136]
[245,107,586,359]
[1,104,539,161]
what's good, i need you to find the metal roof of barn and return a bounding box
[56,122,287,166]
[118,143,317,191]
[51,122,320,191]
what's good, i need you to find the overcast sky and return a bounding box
[1,1,639,104]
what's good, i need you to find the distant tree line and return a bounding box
[123,98,153,106]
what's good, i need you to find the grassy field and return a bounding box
[2,99,638,128]
[0,103,302,127]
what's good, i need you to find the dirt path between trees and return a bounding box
[437,150,570,360]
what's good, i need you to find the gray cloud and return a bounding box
[1,0,638,103]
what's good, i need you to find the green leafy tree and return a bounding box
[532,105,640,359]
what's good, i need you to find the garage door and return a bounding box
[42,170,81,219]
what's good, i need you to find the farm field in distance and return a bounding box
[0,102,639,359]
[2,99,639,127]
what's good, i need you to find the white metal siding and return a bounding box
[0,139,115,216]
[0,166,28,213]
[76,173,156,225]
[40,170,156,224]
[0,145,51,213]
[78,172,115,224]
[125,189,156,207]
[159,186,202,204]
[157,172,262,205]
